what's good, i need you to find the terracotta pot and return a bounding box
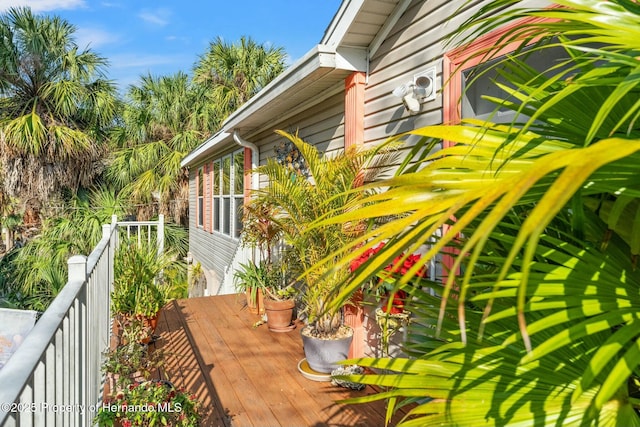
[246,288,265,315]
[138,313,159,345]
[264,298,295,332]
[301,325,354,373]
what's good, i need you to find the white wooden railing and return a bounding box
[0,215,164,427]
[219,239,288,295]
[219,242,253,295]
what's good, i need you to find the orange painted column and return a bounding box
[342,71,367,358]
[344,71,366,149]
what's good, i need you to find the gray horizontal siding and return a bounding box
[363,0,551,149]
[187,165,241,289]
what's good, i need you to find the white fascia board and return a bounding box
[181,42,367,168]
[368,0,413,57]
[180,131,231,168]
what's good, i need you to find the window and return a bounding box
[441,12,566,278]
[210,149,244,238]
[197,167,204,227]
[444,12,566,129]
[460,45,570,123]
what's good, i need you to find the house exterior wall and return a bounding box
[185,0,554,342]
[188,147,245,296]
[353,0,551,357]
[187,90,347,295]
[363,0,550,143]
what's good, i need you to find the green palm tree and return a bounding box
[0,7,118,223]
[106,72,215,225]
[254,130,397,336]
[193,35,286,117]
[313,0,640,425]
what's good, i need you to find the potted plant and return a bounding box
[94,380,201,427]
[258,258,297,332]
[234,200,284,315]
[253,131,396,372]
[236,199,299,330]
[112,239,171,344]
[233,260,267,315]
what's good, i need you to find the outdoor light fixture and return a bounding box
[392,67,436,114]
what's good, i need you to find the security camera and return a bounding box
[392,82,421,114]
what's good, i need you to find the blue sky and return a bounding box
[1,0,343,90]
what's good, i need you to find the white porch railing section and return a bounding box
[218,239,288,296]
[0,215,164,427]
[219,241,253,295]
[116,214,165,256]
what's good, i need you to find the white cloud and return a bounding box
[108,53,188,70]
[100,1,122,7]
[165,35,189,43]
[138,8,171,26]
[0,0,85,12]
[74,27,119,49]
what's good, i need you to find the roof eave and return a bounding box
[182,44,367,167]
[180,131,231,168]
[222,44,364,129]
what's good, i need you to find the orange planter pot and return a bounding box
[264,298,296,332]
[246,288,265,315]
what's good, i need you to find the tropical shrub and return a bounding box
[318,1,640,425]
[253,130,397,337]
[94,380,200,427]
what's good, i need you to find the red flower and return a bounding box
[382,290,407,314]
[122,419,132,427]
[350,242,385,272]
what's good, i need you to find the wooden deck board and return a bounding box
[155,294,402,427]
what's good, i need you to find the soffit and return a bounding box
[322,0,404,50]
[223,45,359,137]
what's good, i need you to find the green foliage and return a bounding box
[317,0,640,425]
[192,35,287,117]
[0,7,118,214]
[4,187,127,310]
[240,199,284,263]
[106,73,215,225]
[94,380,201,427]
[112,239,176,318]
[102,323,166,389]
[234,260,293,302]
[254,130,397,336]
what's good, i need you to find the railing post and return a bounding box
[157,214,165,256]
[111,214,119,250]
[68,255,87,282]
[67,255,87,426]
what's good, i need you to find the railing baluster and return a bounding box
[19,384,33,427]
[33,361,45,426]
[62,315,69,427]
[55,329,63,426]
[45,344,55,426]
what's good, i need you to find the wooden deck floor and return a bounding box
[152,294,402,427]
